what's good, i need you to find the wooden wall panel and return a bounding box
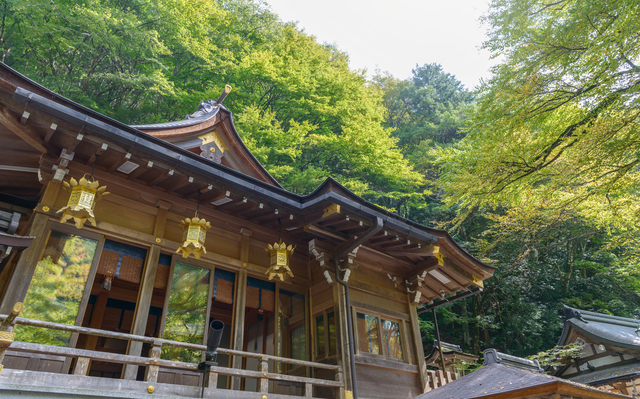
[207,232,241,260]
[349,289,408,318]
[355,365,421,399]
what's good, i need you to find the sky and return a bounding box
[264,0,496,90]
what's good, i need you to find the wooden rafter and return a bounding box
[165,176,194,194]
[0,107,47,153]
[86,143,108,165]
[147,169,174,187]
[128,160,153,180]
[107,152,132,173]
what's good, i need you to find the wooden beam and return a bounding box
[123,244,161,380]
[107,152,132,173]
[0,213,50,314]
[253,210,282,223]
[235,202,263,217]
[304,224,348,242]
[380,240,412,251]
[128,160,153,180]
[184,184,211,200]
[230,269,247,390]
[442,257,484,289]
[209,190,232,206]
[147,168,174,187]
[66,132,84,154]
[86,143,108,165]
[0,107,47,153]
[165,176,194,194]
[43,123,57,144]
[215,196,248,211]
[409,298,429,392]
[387,245,440,258]
[19,110,29,125]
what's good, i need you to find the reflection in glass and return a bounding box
[382,319,403,360]
[16,231,98,346]
[357,313,380,355]
[315,314,325,358]
[162,262,210,363]
[327,311,336,355]
[278,289,306,375]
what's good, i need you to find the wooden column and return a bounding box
[123,205,168,380]
[332,283,353,393]
[84,290,109,350]
[0,212,50,314]
[230,268,247,390]
[39,180,62,209]
[408,296,429,393]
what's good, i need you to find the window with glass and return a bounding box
[314,309,336,360]
[278,289,307,373]
[16,230,98,346]
[161,261,210,363]
[356,311,404,361]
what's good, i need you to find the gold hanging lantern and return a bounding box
[265,242,294,281]
[57,175,109,229]
[177,214,211,259]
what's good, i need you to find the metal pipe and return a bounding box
[335,258,358,399]
[432,308,447,373]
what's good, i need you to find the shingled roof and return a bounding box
[559,305,640,353]
[414,349,631,399]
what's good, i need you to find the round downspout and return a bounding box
[335,258,358,399]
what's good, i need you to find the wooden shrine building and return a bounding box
[0,62,495,399]
[424,340,478,378]
[550,306,640,397]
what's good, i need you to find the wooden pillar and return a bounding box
[230,268,247,390]
[123,205,168,380]
[408,297,429,393]
[84,290,109,350]
[333,283,353,393]
[0,212,50,314]
[0,302,23,370]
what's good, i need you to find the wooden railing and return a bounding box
[424,369,457,391]
[0,304,344,398]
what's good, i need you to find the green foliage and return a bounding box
[529,342,584,368]
[439,0,640,231]
[16,233,97,346]
[162,262,210,363]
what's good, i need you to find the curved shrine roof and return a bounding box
[0,62,496,304]
[558,306,640,352]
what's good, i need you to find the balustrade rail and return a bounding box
[0,303,345,399]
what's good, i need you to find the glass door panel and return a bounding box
[16,231,98,346]
[161,261,210,363]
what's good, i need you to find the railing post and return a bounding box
[258,357,269,393]
[144,344,161,383]
[427,370,437,389]
[335,370,345,399]
[304,382,313,397]
[74,357,91,375]
[0,302,23,372]
[437,370,445,387]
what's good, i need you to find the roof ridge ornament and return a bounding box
[563,305,587,323]
[185,85,232,120]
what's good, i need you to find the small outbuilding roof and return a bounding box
[559,305,640,354]
[414,349,631,399]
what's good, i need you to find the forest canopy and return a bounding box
[4,0,640,359]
